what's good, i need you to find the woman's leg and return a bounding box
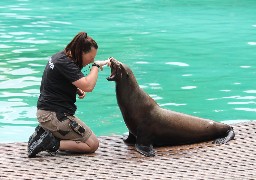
[36,110,99,154]
[59,132,99,153]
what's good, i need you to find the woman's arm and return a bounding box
[72,60,110,92]
[73,66,99,92]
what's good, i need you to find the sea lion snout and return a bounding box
[107,58,118,81]
[107,58,126,81]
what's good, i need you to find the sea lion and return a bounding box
[107,58,235,157]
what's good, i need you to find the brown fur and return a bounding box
[107,58,235,156]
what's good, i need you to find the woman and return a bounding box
[28,32,111,158]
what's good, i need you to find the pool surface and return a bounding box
[0,0,255,142]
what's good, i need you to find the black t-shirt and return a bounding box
[37,51,84,115]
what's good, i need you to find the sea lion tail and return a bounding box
[213,127,235,144]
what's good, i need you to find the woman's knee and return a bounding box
[89,139,99,153]
[85,133,99,153]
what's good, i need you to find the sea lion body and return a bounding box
[107,58,235,156]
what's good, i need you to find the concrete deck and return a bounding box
[0,121,255,179]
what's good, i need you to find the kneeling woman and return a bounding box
[28,32,110,158]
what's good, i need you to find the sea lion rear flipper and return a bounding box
[135,144,155,157]
[213,127,235,144]
[123,132,136,145]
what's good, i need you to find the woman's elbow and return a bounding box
[83,82,96,92]
[85,86,94,92]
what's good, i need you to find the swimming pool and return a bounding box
[0,0,255,142]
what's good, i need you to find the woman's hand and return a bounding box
[94,58,112,71]
[77,88,86,99]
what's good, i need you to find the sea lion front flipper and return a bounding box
[135,144,155,157]
[134,127,155,157]
[213,127,235,144]
[123,132,136,145]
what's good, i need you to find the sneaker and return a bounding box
[28,127,60,158]
[46,135,60,153]
[28,125,45,146]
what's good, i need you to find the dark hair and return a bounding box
[65,32,98,69]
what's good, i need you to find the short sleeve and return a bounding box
[55,58,84,83]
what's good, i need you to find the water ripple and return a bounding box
[234,108,256,112]
[49,21,72,25]
[0,75,7,81]
[12,49,38,53]
[165,62,190,67]
[0,77,41,89]
[228,101,256,105]
[149,94,163,100]
[135,61,150,64]
[160,103,186,107]
[220,90,231,92]
[223,96,256,100]
[0,92,32,98]
[8,57,46,63]
[0,34,13,38]
[6,68,39,75]
[248,42,256,45]
[244,90,256,94]
[14,39,50,44]
[0,105,36,124]
[181,86,197,90]
[240,66,251,68]
[10,7,31,11]
[0,44,13,48]
[182,74,193,77]
[10,32,32,36]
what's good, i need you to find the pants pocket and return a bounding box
[37,110,52,122]
[37,110,58,131]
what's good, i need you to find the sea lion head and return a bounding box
[107,58,130,82]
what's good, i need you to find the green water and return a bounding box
[0,0,255,142]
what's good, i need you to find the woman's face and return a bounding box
[82,47,97,67]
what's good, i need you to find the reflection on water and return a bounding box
[0,0,255,142]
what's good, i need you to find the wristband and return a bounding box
[92,63,100,68]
